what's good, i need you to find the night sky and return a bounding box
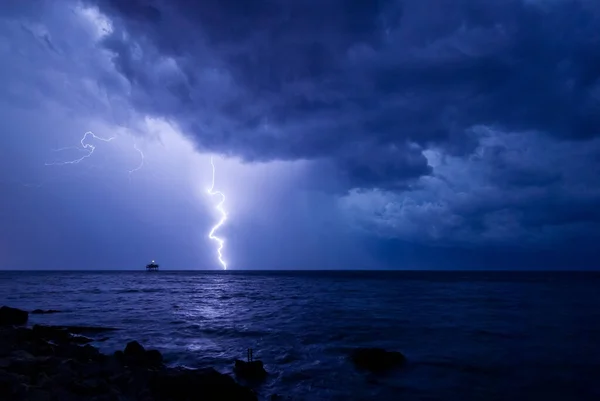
[1,0,599,270]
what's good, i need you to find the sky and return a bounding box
[1,0,599,270]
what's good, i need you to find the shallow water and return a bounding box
[1,270,599,400]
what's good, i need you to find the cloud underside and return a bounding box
[7,0,600,250]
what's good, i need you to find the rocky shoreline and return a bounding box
[0,306,262,401]
[1,305,407,400]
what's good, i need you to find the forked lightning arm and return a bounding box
[45,131,116,166]
[45,132,145,179]
[128,143,145,179]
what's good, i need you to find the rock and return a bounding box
[13,327,35,343]
[145,349,163,368]
[32,325,72,343]
[124,341,145,358]
[27,339,56,356]
[70,335,94,345]
[69,377,111,396]
[77,344,103,362]
[7,351,59,379]
[0,320,267,401]
[151,367,258,401]
[123,341,146,367]
[0,370,26,399]
[31,325,102,347]
[234,359,268,381]
[30,309,60,315]
[121,342,163,369]
[113,350,125,365]
[0,306,28,326]
[350,348,406,373]
[26,388,53,401]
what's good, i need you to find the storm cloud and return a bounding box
[2,0,600,268]
[84,0,600,182]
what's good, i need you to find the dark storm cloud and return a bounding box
[84,0,600,191]
[340,128,600,252]
[4,0,599,265]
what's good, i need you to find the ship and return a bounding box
[146,260,159,271]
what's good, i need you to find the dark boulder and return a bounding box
[0,325,266,401]
[151,367,258,401]
[234,359,268,381]
[145,349,163,367]
[124,341,145,358]
[77,344,104,362]
[113,350,125,365]
[70,335,93,344]
[31,309,60,314]
[350,348,406,373]
[123,340,146,367]
[68,377,110,396]
[0,306,28,326]
[121,341,163,368]
[0,370,27,399]
[32,325,72,343]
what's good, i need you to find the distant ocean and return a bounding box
[1,270,599,401]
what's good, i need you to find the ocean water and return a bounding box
[1,270,599,401]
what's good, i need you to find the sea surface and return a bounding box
[1,270,599,401]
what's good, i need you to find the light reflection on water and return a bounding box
[1,270,600,401]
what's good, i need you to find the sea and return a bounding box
[1,270,599,401]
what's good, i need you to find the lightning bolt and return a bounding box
[45,131,116,166]
[207,156,227,270]
[128,143,145,180]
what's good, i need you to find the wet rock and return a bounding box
[120,341,163,369]
[31,325,102,347]
[113,350,125,365]
[145,349,163,368]
[31,309,60,315]
[151,367,258,401]
[124,341,145,359]
[70,335,94,345]
[26,388,53,401]
[123,341,146,367]
[13,327,35,343]
[234,359,268,381]
[9,350,34,361]
[0,308,268,401]
[0,306,28,326]
[77,344,104,362]
[32,325,72,343]
[26,338,56,357]
[350,348,406,373]
[0,370,26,399]
[8,351,61,381]
[69,377,111,396]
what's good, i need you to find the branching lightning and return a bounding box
[128,143,145,180]
[45,131,146,181]
[207,156,228,270]
[45,131,116,166]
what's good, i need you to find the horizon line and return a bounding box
[0,268,598,272]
